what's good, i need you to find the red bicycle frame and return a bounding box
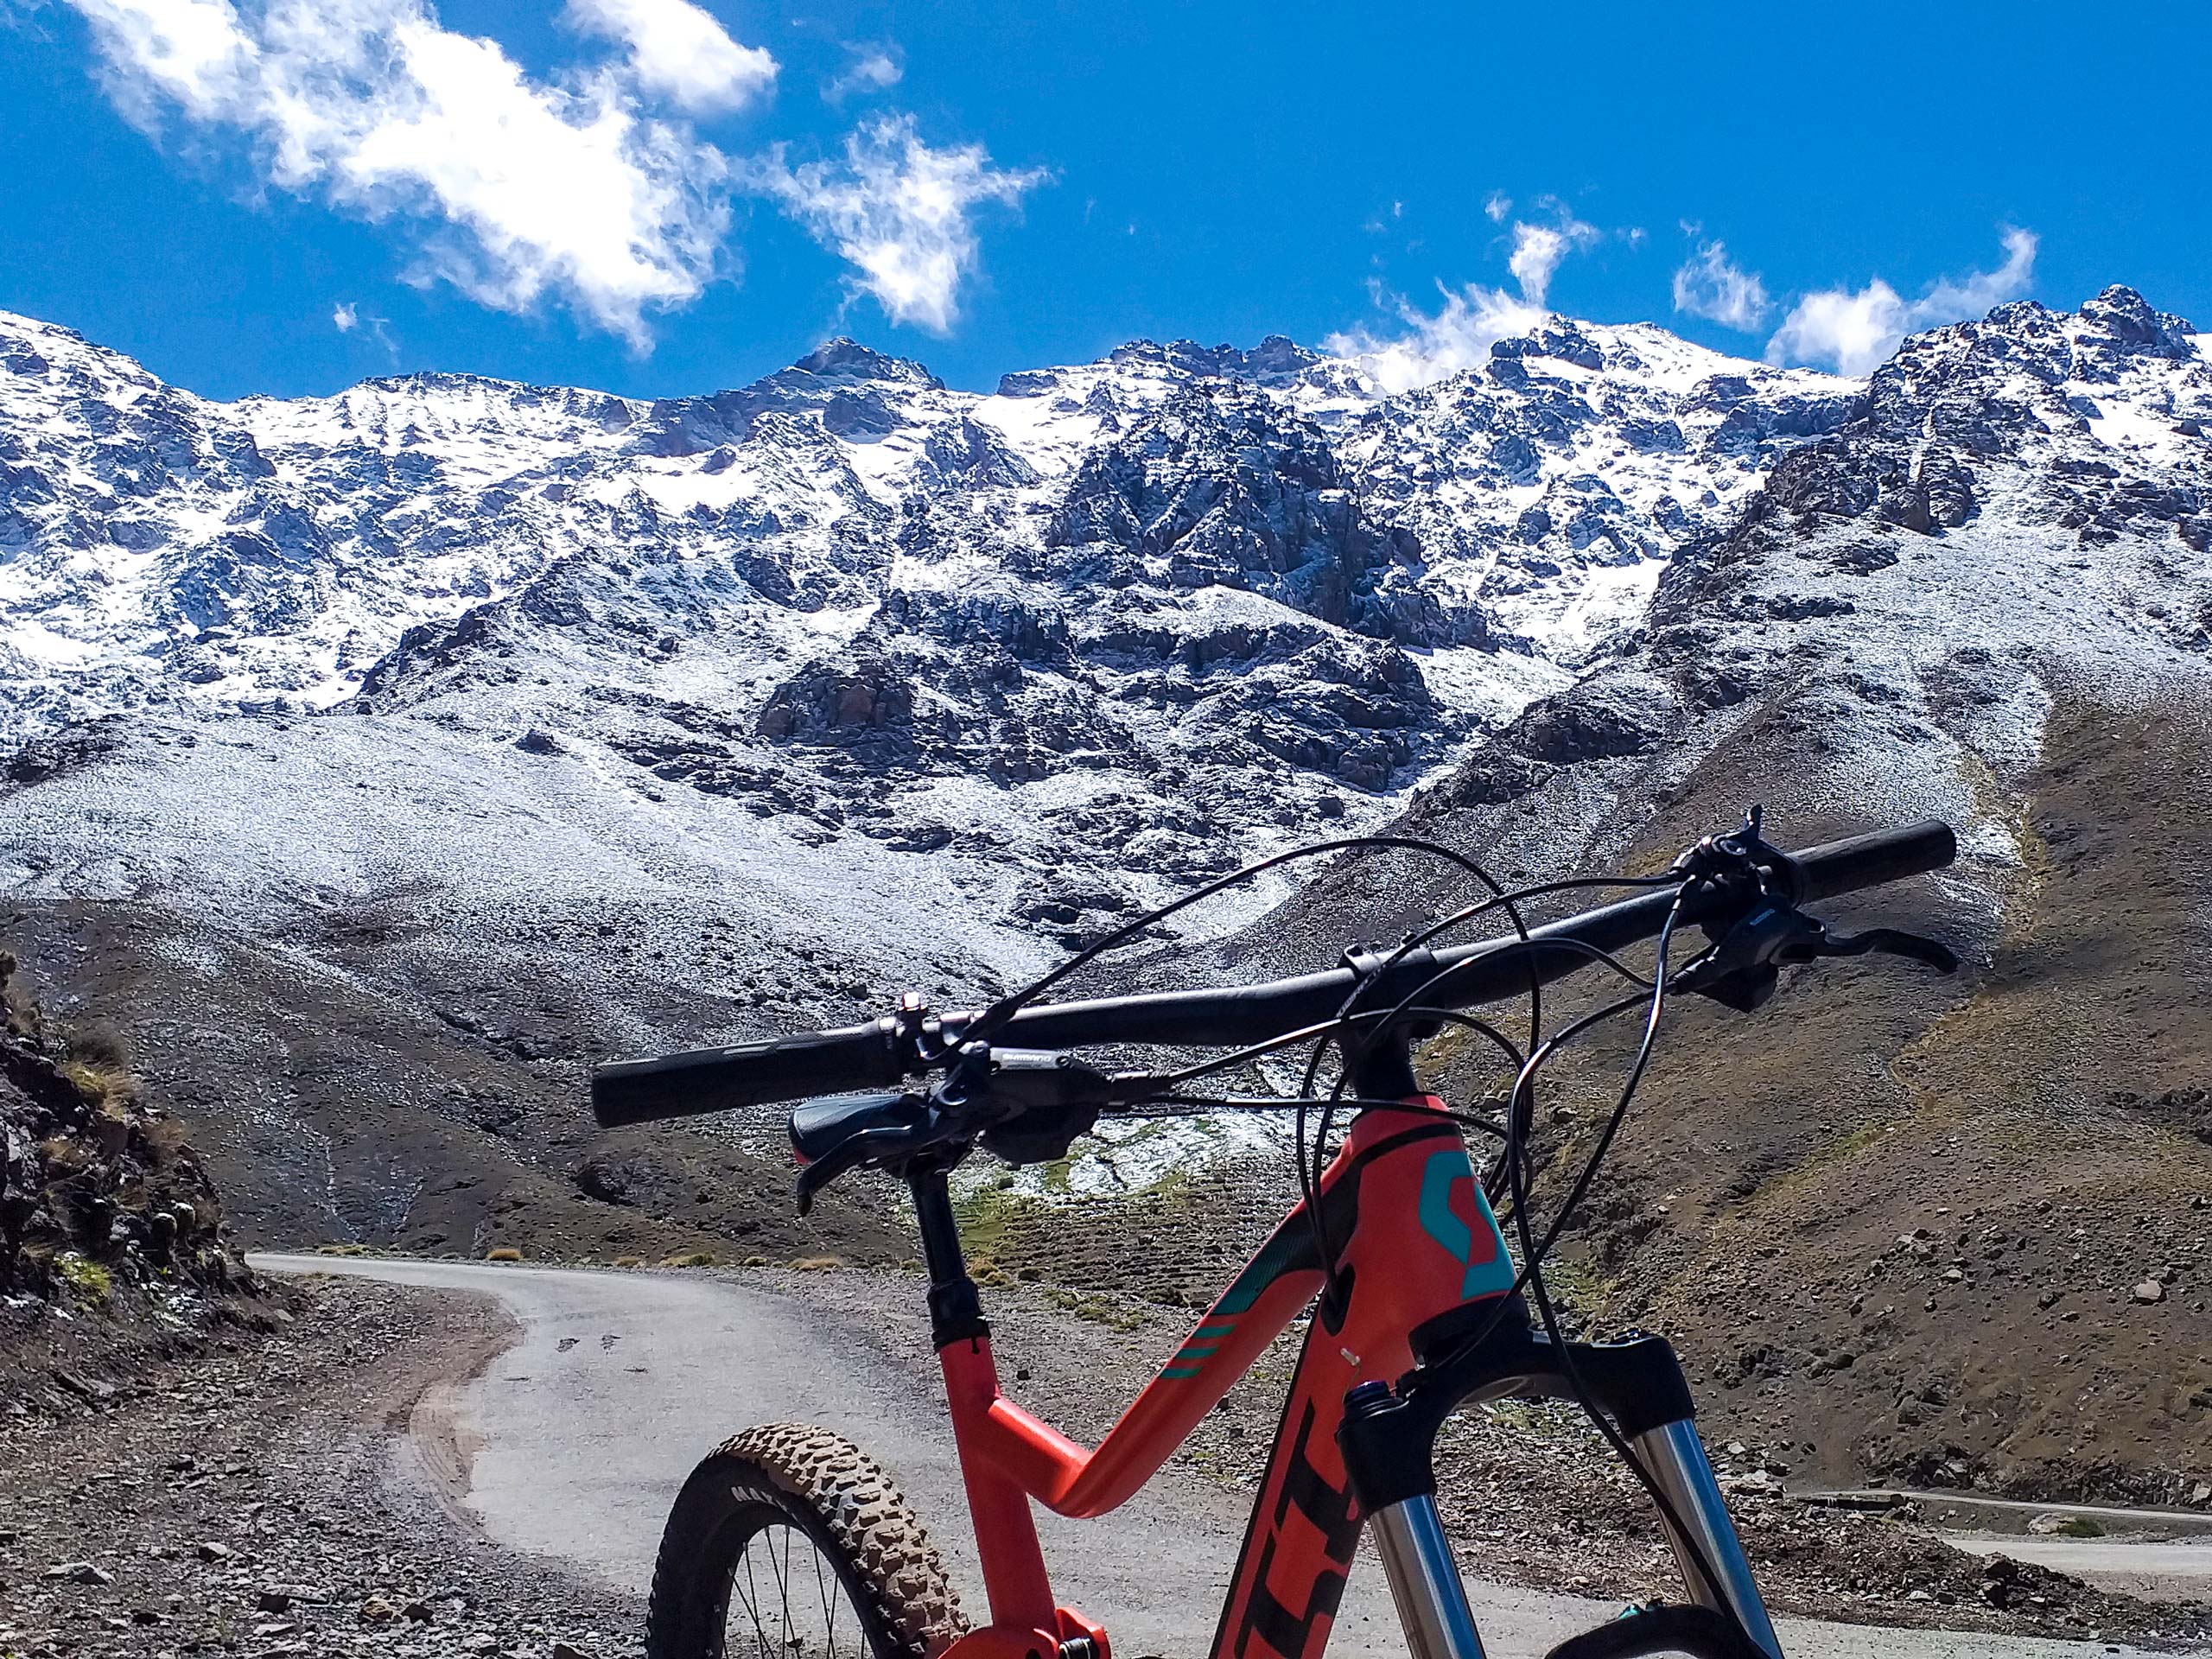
[930,1102,1517,1659]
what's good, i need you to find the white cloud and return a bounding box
[69,2,1035,346]
[1324,199,1604,392]
[563,0,777,115]
[332,300,358,330]
[824,42,901,103]
[1506,213,1597,307]
[69,0,741,344]
[1323,281,1543,395]
[752,112,1046,334]
[1671,238,1769,331]
[1765,227,2038,375]
[67,0,258,124]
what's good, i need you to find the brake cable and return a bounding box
[947,827,1553,1319]
[958,833,1546,1050]
[1294,866,1543,1319]
[1441,894,1755,1628]
[1288,871,1689,1272]
[1290,925,1662,1215]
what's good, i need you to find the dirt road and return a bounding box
[252,1254,2181,1659]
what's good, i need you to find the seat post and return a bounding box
[909,1165,987,1348]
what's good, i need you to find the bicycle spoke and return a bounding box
[722,1521,865,1659]
[772,1525,794,1656]
[815,1544,842,1658]
[735,1542,770,1659]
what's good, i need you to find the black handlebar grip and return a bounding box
[1784,819,1957,906]
[590,1020,907,1127]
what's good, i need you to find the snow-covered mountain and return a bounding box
[0,313,1849,732]
[0,288,2204,1254]
[0,306,1851,930]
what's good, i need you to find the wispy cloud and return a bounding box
[563,0,777,115]
[65,0,1039,346]
[1765,227,2038,375]
[333,298,397,355]
[1324,198,1605,391]
[750,112,1046,334]
[1324,281,1542,395]
[824,41,900,104]
[1507,213,1598,307]
[1671,237,1769,331]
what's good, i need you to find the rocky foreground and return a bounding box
[1,1276,637,1659]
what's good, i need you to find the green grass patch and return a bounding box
[1041,1284,1154,1332]
[54,1251,114,1306]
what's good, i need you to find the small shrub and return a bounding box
[36,1135,90,1173]
[613,1255,644,1268]
[2056,1516,2105,1538]
[791,1255,842,1272]
[60,1058,138,1111]
[316,1243,370,1256]
[54,1252,114,1306]
[484,1247,524,1262]
[62,1020,130,1071]
[742,1255,768,1268]
[659,1251,717,1268]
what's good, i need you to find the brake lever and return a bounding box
[795,1121,946,1215]
[1676,904,1957,1013]
[1804,926,1958,974]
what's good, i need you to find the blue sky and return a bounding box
[3,0,2208,402]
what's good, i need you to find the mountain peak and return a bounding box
[2077,285,2198,359]
[790,338,943,390]
[1489,318,1606,372]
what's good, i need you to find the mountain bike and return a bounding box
[591,811,1961,1659]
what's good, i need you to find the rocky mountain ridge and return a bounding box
[0,304,1847,828]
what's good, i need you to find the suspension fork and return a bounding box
[1338,1317,1783,1659]
[1630,1419,1782,1657]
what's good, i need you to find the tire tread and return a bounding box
[645,1422,967,1659]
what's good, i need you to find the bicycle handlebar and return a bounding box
[590,818,1956,1128]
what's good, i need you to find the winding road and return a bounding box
[252,1254,2187,1659]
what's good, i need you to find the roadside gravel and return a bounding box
[0,1279,643,1659]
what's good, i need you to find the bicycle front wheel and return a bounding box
[645,1423,969,1659]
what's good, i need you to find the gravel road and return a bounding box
[254,1253,2188,1659]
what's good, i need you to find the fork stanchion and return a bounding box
[1341,1379,1491,1659]
[1629,1420,1784,1659]
[1366,1492,1491,1659]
